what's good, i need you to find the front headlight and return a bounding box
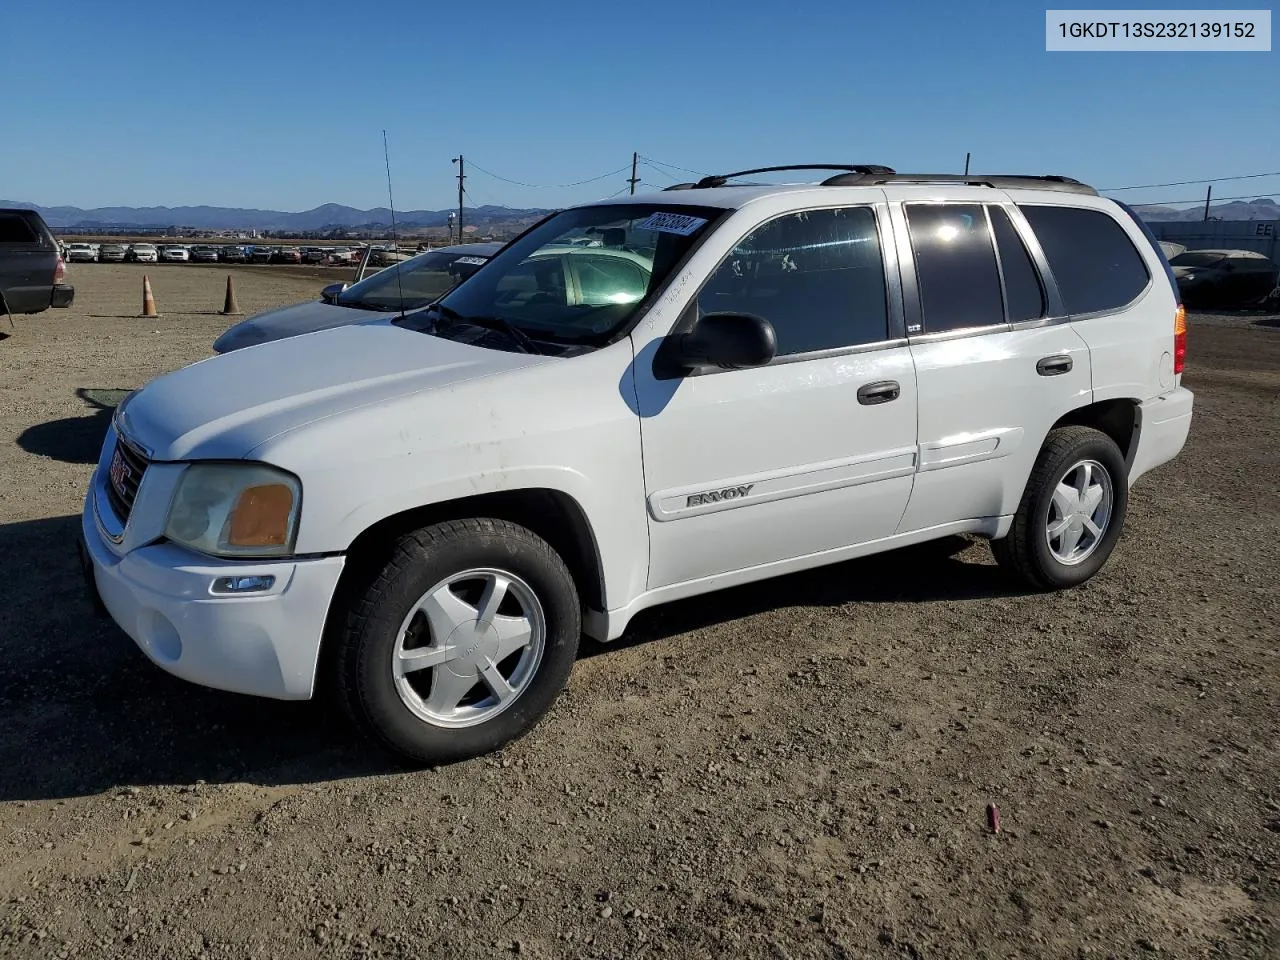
[164,463,302,558]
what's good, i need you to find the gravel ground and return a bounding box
[1,265,1277,959]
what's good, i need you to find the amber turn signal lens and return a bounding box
[227,483,295,547]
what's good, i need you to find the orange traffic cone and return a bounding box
[139,275,160,318]
[219,274,241,315]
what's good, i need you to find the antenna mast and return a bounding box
[382,129,406,317]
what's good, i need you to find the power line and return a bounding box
[639,155,710,178]
[1102,170,1280,192]
[639,161,680,184]
[466,160,631,190]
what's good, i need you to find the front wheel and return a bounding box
[992,426,1129,590]
[335,518,581,765]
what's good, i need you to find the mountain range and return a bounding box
[0,201,555,232]
[1125,198,1279,221]
[4,196,1277,231]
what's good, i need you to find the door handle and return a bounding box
[857,380,900,405]
[1036,355,1073,376]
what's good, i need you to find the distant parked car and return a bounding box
[98,243,128,263]
[212,241,503,352]
[0,207,74,314]
[220,245,249,263]
[325,248,358,265]
[127,243,159,263]
[302,247,328,264]
[66,242,97,263]
[273,246,302,264]
[189,244,220,263]
[160,245,190,263]
[250,246,276,264]
[1170,248,1280,309]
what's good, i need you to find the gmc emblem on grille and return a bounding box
[109,449,132,494]
[686,484,754,508]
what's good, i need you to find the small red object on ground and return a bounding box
[987,803,1001,834]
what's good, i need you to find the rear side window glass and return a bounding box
[698,206,889,356]
[904,203,1005,333]
[989,206,1046,322]
[1019,205,1151,315]
[0,215,39,245]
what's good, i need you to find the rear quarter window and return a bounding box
[0,214,41,245]
[1018,205,1151,315]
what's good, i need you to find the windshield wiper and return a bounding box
[427,305,543,354]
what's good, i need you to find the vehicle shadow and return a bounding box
[1,506,1022,802]
[0,515,384,803]
[15,388,128,464]
[584,535,1028,657]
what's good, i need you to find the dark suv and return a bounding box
[0,208,74,315]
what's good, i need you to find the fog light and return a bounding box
[212,575,275,595]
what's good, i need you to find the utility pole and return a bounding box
[963,152,971,176]
[452,155,465,242]
[1202,184,1212,222]
[629,151,640,195]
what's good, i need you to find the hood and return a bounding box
[212,299,386,353]
[117,321,547,462]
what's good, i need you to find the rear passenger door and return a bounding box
[0,212,53,314]
[1017,203,1164,404]
[890,194,1094,533]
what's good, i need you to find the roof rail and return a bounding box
[662,164,896,191]
[819,172,1098,195]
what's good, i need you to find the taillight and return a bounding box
[1173,304,1187,375]
[54,255,65,284]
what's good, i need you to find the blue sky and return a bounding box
[4,0,1277,213]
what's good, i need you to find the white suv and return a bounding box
[79,164,1194,764]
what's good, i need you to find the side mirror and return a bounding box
[676,312,777,371]
[320,281,349,304]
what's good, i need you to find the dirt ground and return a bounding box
[1,264,1276,960]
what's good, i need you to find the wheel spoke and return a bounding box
[480,661,516,702]
[424,667,480,716]
[396,644,459,676]
[475,574,510,627]
[1074,462,1093,498]
[1052,482,1079,518]
[1047,516,1072,541]
[492,615,534,662]
[1082,516,1103,541]
[1058,521,1084,558]
[1080,483,1105,518]
[416,583,478,643]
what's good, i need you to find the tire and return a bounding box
[992,426,1129,591]
[335,518,581,765]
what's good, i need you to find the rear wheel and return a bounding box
[335,518,580,765]
[992,426,1129,590]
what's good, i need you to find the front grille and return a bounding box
[105,435,150,525]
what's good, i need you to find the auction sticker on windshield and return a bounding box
[455,256,488,265]
[636,212,709,236]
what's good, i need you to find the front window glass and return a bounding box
[338,250,493,311]
[417,203,724,344]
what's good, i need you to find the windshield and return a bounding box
[1170,251,1227,268]
[424,203,724,344]
[337,249,493,311]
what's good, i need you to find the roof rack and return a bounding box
[663,164,897,191]
[819,172,1098,195]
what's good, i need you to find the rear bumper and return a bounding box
[51,284,75,308]
[1129,386,1194,485]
